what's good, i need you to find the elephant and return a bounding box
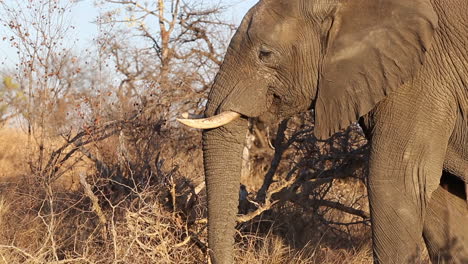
[178,0,468,263]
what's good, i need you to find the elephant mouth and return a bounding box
[178,89,294,130]
[179,90,277,129]
[177,111,241,129]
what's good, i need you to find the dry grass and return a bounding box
[0,128,92,191]
[235,230,372,264]
[0,128,28,181]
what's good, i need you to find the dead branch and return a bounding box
[79,173,108,228]
[256,119,290,202]
[311,199,369,219]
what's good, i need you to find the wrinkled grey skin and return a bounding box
[202,0,468,263]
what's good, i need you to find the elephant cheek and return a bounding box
[220,83,273,118]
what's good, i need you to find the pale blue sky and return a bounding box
[0,0,258,68]
[72,0,258,43]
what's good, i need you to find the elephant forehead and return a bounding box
[259,0,301,14]
[247,0,303,41]
[249,14,300,43]
[253,21,296,42]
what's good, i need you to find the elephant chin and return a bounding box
[177,111,241,129]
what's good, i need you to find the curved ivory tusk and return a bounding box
[177,111,241,129]
[182,112,204,119]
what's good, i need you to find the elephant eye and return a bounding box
[258,48,273,62]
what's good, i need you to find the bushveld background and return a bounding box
[0,1,425,263]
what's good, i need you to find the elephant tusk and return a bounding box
[181,112,204,119]
[177,111,241,129]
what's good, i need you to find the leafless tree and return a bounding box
[95,0,235,122]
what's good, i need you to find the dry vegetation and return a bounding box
[0,1,388,263]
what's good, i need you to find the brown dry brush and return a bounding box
[234,112,371,260]
[0,108,206,263]
[0,1,213,261]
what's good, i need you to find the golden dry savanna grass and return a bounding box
[0,128,28,182]
[235,231,373,264]
[0,127,91,190]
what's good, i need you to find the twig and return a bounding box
[314,200,370,219]
[79,174,108,228]
[0,245,39,263]
[236,199,279,223]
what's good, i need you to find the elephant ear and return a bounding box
[314,0,438,139]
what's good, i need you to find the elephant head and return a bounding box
[179,0,437,263]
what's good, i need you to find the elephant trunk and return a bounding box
[203,118,248,264]
[199,12,254,262]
